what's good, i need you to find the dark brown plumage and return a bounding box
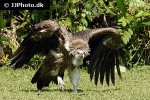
[10,20,128,92]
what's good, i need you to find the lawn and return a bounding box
[0,66,150,100]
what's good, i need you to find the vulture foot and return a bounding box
[57,76,65,90]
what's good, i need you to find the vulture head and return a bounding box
[68,39,90,66]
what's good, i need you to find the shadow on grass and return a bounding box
[21,88,87,96]
[101,87,121,92]
[21,88,83,93]
[22,87,120,94]
[85,86,121,93]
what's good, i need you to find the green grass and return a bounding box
[0,66,150,100]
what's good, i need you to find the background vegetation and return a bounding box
[0,0,150,68]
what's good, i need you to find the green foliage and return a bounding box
[115,0,127,16]
[0,18,6,28]
[0,0,150,67]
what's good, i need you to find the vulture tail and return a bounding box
[31,68,45,90]
[31,67,41,84]
[37,78,44,90]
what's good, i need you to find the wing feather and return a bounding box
[10,20,64,69]
[105,51,112,86]
[82,28,128,85]
[115,51,122,80]
[99,50,110,85]
[110,53,115,85]
[89,42,105,80]
[94,51,106,85]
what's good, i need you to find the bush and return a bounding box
[0,0,150,68]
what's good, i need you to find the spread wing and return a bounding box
[81,28,128,85]
[10,20,67,69]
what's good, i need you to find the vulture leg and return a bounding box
[49,50,65,90]
[69,67,80,92]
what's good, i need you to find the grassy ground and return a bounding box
[0,66,150,100]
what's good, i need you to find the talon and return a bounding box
[59,84,65,91]
[57,76,65,90]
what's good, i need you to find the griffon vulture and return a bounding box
[10,20,128,92]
